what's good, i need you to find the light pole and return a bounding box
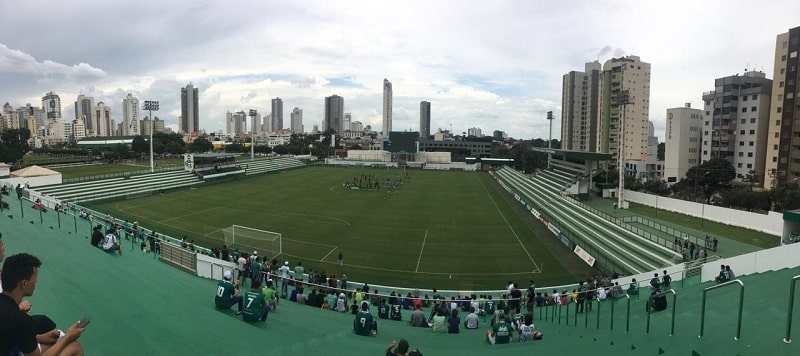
[248,109,257,160]
[546,111,554,168]
[143,100,159,173]
[696,171,710,228]
[616,89,631,210]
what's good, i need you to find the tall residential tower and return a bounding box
[561,61,601,151]
[420,101,431,139]
[181,84,199,135]
[765,26,800,187]
[324,95,345,135]
[382,79,392,137]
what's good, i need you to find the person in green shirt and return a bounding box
[294,261,305,282]
[353,302,378,336]
[627,278,639,296]
[486,312,512,344]
[214,271,243,315]
[250,259,261,288]
[262,280,278,312]
[242,280,268,322]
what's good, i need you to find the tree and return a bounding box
[273,145,289,155]
[0,128,31,164]
[686,158,735,203]
[131,136,148,154]
[188,137,213,153]
[657,142,665,161]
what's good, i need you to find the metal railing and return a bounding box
[609,294,631,333]
[699,279,745,340]
[784,275,800,344]
[646,289,677,336]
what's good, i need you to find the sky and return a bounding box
[0,0,799,141]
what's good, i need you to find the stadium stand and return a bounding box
[240,157,306,176]
[493,166,681,274]
[32,170,203,203]
[2,193,799,355]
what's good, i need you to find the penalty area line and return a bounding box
[478,176,540,270]
[320,246,338,262]
[415,230,428,273]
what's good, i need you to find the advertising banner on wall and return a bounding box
[573,245,596,267]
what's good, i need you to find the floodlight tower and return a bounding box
[248,109,257,160]
[546,111,554,168]
[143,100,160,172]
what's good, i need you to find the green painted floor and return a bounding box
[2,196,799,355]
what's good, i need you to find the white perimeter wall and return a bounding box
[624,190,782,237]
[197,254,237,281]
[1,174,62,188]
[700,241,800,282]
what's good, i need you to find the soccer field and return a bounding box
[87,166,594,290]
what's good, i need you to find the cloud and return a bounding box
[0,43,106,80]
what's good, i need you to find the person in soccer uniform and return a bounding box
[378,299,390,319]
[390,303,402,321]
[354,301,378,336]
[486,312,512,345]
[242,280,268,322]
[215,271,243,315]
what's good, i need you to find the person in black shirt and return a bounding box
[90,225,104,248]
[1,253,85,355]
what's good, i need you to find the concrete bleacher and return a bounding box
[493,166,680,274]
[32,169,203,203]
[240,156,305,176]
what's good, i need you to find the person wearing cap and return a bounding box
[278,261,291,297]
[215,271,243,315]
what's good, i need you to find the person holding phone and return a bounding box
[1,253,86,355]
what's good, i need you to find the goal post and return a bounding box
[221,225,282,259]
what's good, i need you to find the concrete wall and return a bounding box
[624,190,782,236]
[700,241,800,282]
[1,174,62,188]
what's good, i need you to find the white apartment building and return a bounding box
[122,93,140,136]
[664,103,703,184]
[561,61,601,152]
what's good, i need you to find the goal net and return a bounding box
[221,225,282,259]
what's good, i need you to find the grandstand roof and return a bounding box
[10,165,60,177]
[76,136,137,146]
[531,148,612,162]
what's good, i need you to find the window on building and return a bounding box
[789,93,795,99]
[742,96,748,101]
[703,140,708,145]
[774,144,779,150]
[782,68,786,74]
[739,152,744,157]
[750,141,754,146]
[737,163,743,168]
[779,94,784,100]
[750,130,755,134]
[791,51,798,59]
[776,132,780,138]
[740,130,746,135]
[778,107,783,113]
[703,150,708,155]
[748,152,754,157]
[774,157,778,162]
[751,107,757,112]
[777,120,781,126]
[739,141,745,146]
[752,95,758,100]
[780,81,785,87]
[783,55,788,61]
[784,41,789,48]
[704,131,708,136]
[705,121,710,126]
[747,163,753,169]
[741,118,746,124]
[705,100,711,106]
[741,107,747,113]
[750,118,756,123]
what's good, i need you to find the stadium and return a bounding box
[2,138,799,355]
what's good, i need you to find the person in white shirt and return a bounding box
[102,231,121,255]
[237,255,247,283]
[464,307,479,329]
[597,287,607,301]
[278,261,291,296]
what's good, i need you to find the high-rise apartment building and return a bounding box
[561,61,601,151]
[140,116,164,136]
[72,118,87,142]
[597,56,651,167]
[291,107,303,134]
[74,95,95,133]
[122,93,140,136]
[271,97,283,131]
[701,71,772,182]
[420,101,431,139]
[343,113,351,132]
[664,103,703,184]
[232,111,247,136]
[765,26,800,187]
[324,95,345,135]
[93,101,112,137]
[181,83,199,135]
[42,91,64,142]
[382,79,392,137]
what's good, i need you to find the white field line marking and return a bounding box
[156,206,223,224]
[478,175,538,267]
[320,246,338,262]
[415,230,429,272]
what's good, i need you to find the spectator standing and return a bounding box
[294,261,305,282]
[278,261,290,297]
[337,251,343,268]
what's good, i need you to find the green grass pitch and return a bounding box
[86,166,595,290]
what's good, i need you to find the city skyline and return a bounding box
[0,1,799,139]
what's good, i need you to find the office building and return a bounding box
[324,95,345,135]
[420,101,431,139]
[664,103,703,184]
[291,107,303,134]
[74,95,95,133]
[701,71,772,182]
[181,83,199,135]
[561,61,601,151]
[271,97,283,131]
[140,116,165,136]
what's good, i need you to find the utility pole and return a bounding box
[546,111,554,168]
[248,109,257,160]
[143,100,159,173]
